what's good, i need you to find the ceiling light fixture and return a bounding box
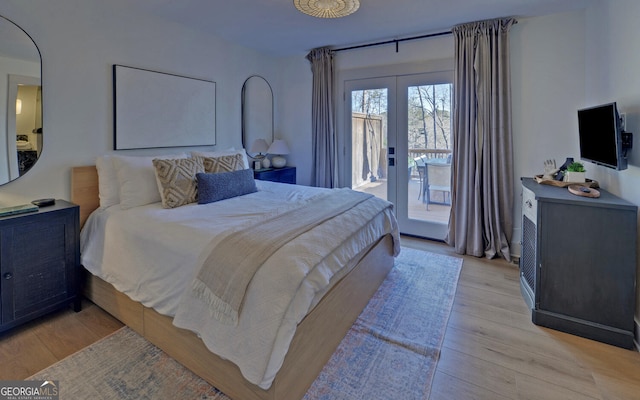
[293,0,360,19]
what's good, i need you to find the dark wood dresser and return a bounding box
[0,200,80,333]
[520,178,637,348]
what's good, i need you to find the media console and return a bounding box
[520,177,637,349]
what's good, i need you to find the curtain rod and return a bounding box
[332,30,452,53]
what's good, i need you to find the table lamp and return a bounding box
[249,138,269,168]
[267,139,290,168]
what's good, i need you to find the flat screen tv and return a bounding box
[577,102,628,170]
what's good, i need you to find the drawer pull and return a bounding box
[3,272,12,280]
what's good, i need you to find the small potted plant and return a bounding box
[564,162,586,182]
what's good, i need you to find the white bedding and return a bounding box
[81,180,400,389]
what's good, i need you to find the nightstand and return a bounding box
[254,166,296,184]
[0,200,80,333]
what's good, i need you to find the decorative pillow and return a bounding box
[112,153,188,210]
[197,169,258,204]
[96,155,120,209]
[191,148,250,169]
[153,158,204,208]
[199,153,245,173]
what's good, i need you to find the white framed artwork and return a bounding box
[113,65,216,150]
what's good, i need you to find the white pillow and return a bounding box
[191,148,250,170]
[96,155,120,209]
[112,153,188,210]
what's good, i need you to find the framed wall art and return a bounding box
[113,65,216,150]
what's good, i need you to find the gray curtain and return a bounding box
[306,47,337,188]
[446,18,516,260]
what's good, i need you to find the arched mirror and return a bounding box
[0,16,42,185]
[241,75,273,160]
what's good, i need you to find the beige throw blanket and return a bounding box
[192,189,374,326]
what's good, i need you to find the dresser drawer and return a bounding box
[522,185,537,222]
[254,166,296,184]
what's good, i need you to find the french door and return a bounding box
[345,72,453,240]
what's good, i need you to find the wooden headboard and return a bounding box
[71,166,99,228]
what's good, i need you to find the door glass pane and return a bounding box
[407,83,452,223]
[350,88,388,201]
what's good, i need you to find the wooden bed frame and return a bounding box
[70,165,395,400]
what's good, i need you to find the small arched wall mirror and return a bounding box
[0,16,42,185]
[241,75,273,159]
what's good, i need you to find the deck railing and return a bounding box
[409,148,452,161]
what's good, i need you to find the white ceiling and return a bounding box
[131,0,594,56]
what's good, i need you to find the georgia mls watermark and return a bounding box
[0,380,58,400]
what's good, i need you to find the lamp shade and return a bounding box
[267,139,290,155]
[249,138,269,155]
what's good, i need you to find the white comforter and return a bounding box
[81,181,400,389]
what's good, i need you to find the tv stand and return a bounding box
[520,178,637,349]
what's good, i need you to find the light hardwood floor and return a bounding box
[1,237,639,399]
[0,299,123,379]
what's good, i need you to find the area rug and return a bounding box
[30,247,462,400]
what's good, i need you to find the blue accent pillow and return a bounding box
[197,169,258,204]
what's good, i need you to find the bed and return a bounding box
[71,159,399,400]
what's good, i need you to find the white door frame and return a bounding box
[396,71,453,239]
[344,76,397,205]
[339,63,453,239]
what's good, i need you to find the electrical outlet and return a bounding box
[620,113,627,131]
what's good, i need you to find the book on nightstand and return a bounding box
[0,203,39,217]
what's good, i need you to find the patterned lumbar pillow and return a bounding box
[197,169,257,204]
[153,157,204,208]
[199,153,245,173]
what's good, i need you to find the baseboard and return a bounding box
[510,237,521,266]
[510,235,521,259]
[634,317,639,351]
[534,309,635,349]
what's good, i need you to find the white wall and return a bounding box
[510,11,587,255]
[584,0,640,336]
[0,0,281,205]
[275,55,312,184]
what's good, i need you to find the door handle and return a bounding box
[3,272,13,280]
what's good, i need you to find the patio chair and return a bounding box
[413,156,427,200]
[425,162,451,210]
